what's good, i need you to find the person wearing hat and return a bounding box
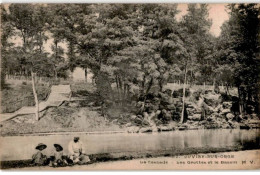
[32,143,48,166]
[49,144,68,167]
[68,137,90,164]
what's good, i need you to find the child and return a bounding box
[49,144,68,167]
[32,143,48,166]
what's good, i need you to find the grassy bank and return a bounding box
[1,145,259,169]
[1,81,50,113]
[0,103,123,136]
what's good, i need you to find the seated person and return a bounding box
[49,144,68,167]
[32,143,49,166]
[68,137,90,164]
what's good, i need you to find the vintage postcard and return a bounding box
[0,3,259,170]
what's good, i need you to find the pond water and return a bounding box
[0,129,259,161]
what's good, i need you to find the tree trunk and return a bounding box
[141,77,154,113]
[238,86,244,117]
[118,76,123,106]
[213,78,215,90]
[225,84,230,95]
[141,74,146,95]
[54,68,58,80]
[190,70,194,87]
[31,72,39,121]
[85,68,88,82]
[180,65,187,123]
[115,75,120,93]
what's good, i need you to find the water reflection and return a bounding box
[0,129,259,161]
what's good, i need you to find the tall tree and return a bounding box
[180,4,213,87]
[175,4,213,123]
[7,4,51,120]
[217,4,260,115]
[1,5,15,88]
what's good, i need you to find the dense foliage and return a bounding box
[1,4,259,121]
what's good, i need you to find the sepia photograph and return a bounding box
[0,2,259,170]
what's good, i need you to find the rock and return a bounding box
[247,123,260,129]
[185,121,199,129]
[221,108,231,114]
[211,112,220,118]
[206,117,213,121]
[205,90,213,94]
[205,122,219,129]
[226,113,235,120]
[130,115,137,120]
[188,126,199,130]
[118,116,128,125]
[204,93,221,108]
[68,102,79,107]
[186,108,196,116]
[172,114,180,121]
[127,127,134,133]
[163,89,172,96]
[142,119,150,126]
[158,126,172,131]
[215,104,222,112]
[175,107,182,113]
[134,117,143,125]
[133,126,140,133]
[199,121,206,125]
[168,121,178,129]
[171,98,179,104]
[251,113,258,119]
[187,104,194,109]
[111,119,118,124]
[139,127,152,133]
[159,92,171,105]
[87,102,95,106]
[198,125,205,129]
[155,119,163,125]
[240,124,250,129]
[222,123,232,129]
[204,98,215,107]
[246,119,260,129]
[125,122,132,127]
[246,105,255,114]
[247,119,260,124]
[127,126,140,133]
[202,104,215,115]
[172,91,180,98]
[194,108,202,114]
[222,102,232,109]
[228,121,240,129]
[153,97,161,103]
[188,114,201,121]
[152,126,158,132]
[177,126,187,130]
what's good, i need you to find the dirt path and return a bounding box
[0,85,71,123]
[6,150,260,170]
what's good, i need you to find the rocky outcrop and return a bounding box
[123,88,259,132]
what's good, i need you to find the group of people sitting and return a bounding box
[32,137,90,167]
